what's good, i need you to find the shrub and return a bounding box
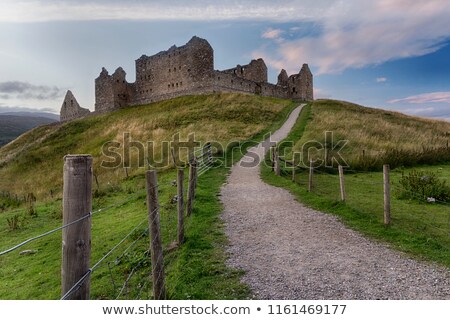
[7,214,20,231]
[397,170,450,203]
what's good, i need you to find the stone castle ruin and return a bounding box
[60,36,313,121]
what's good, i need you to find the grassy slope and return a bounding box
[0,93,293,199]
[262,101,450,268]
[0,93,297,299]
[291,100,450,170]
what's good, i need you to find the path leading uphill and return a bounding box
[220,105,450,299]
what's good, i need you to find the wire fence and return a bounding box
[272,152,450,252]
[0,143,215,300]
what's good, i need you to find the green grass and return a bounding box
[263,103,450,268]
[0,94,297,299]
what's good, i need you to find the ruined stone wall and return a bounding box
[95,68,116,113]
[60,90,90,122]
[90,36,313,117]
[213,71,260,95]
[221,58,268,83]
[133,36,214,105]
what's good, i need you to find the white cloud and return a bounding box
[0,0,333,22]
[313,88,332,99]
[2,1,450,77]
[376,77,387,83]
[254,0,450,75]
[262,28,284,40]
[388,92,450,104]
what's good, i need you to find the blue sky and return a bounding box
[0,0,449,120]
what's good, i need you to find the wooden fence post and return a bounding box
[145,170,166,300]
[177,169,185,244]
[170,147,177,168]
[308,160,314,192]
[62,155,92,300]
[292,159,296,182]
[271,147,275,172]
[338,165,346,202]
[383,164,391,225]
[186,159,197,217]
[274,149,281,176]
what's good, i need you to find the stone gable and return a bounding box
[60,90,90,122]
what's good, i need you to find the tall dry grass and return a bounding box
[0,93,294,198]
[294,100,450,170]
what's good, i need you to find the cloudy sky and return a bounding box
[0,0,449,120]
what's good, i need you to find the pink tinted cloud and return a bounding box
[257,0,450,75]
[261,28,284,39]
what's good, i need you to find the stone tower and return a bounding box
[277,69,289,87]
[287,64,314,101]
[95,67,135,113]
[60,90,90,122]
[298,64,314,101]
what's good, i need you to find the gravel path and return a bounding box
[220,105,450,299]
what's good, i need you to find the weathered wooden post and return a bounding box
[383,164,391,225]
[292,159,296,182]
[177,169,185,244]
[145,170,166,300]
[62,155,92,300]
[170,147,177,168]
[338,165,346,202]
[271,147,275,172]
[308,160,314,192]
[186,159,197,217]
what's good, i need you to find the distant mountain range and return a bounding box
[0,112,58,147]
[0,111,59,121]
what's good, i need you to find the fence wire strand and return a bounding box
[0,190,151,257]
[61,212,154,300]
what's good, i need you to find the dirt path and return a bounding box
[220,105,450,299]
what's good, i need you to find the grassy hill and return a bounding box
[0,115,57,147]
[282,100,450,170]
[0,93,295,199]
[2,96,449,299]
[0,93,297,299]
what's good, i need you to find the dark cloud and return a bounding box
[0,81,65,101]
